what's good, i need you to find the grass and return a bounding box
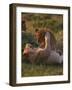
[21,14,63,77]
[21,29,63,77]
[22,63,63,77]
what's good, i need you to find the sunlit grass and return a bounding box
[21,14,63,77]
[22,63,63,77]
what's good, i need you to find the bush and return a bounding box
[22,32,39,49]
[55,31,63,52]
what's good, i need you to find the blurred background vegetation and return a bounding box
[21,13,63,33]
[21,13,63,51]
[21,13,63,77]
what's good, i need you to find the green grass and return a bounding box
[21,14,63,77]
[22,63,63,77]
